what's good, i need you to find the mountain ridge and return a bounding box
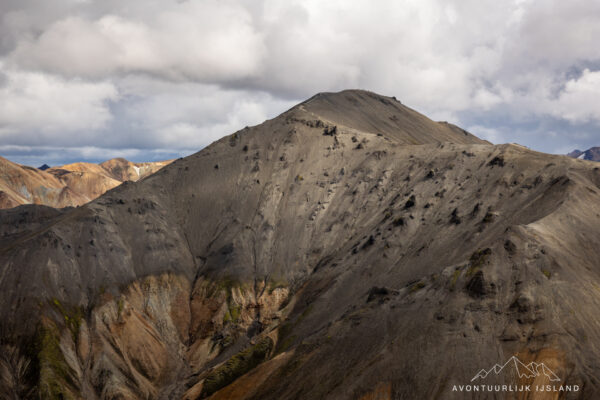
[1,90,600,399]
[296,89,488,145]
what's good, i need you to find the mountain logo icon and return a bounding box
[471,356,560,382]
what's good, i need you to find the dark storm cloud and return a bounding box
[1,0,600,165]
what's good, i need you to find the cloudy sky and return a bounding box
[1,0,600,166]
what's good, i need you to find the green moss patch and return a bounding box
[201,337,274,398]
[223,303,242,324]
[205,277,246,325]
[410,281,426,293]
[50,298,84,343]
[117,298,124,318]
[542,269,551,279]
[450,268,462,291]
[37,323,79,399]
[204,276,242,299]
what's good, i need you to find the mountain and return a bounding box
[99,158,172,182]
[1,89,600,399]
[0,156,86,209]
[567,147,600,161]
[0,157,172,209]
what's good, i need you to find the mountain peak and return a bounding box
[568,146,600,161]
[304,89,400,104]
[291,89,488,146]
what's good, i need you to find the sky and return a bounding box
[1,0,600,166]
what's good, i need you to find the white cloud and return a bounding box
[119,81,295,148]
[467,125,504,144]
[9,2,265,82]
[0,63,117,136]
[2,0,600,164]
[547,69,600,123]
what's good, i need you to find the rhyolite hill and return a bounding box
[0,157,172,209]
[1,90,600,399]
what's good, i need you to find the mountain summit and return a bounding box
[297,90,487,145]
[0,90,599,399]
[568,147,600,161]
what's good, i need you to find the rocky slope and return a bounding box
[1,90,600,399]
[568,147,600,162]
[0,157,172,209]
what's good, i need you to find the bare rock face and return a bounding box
[0,157,172,209]
[99,158,173,182]
[1,90,600,399]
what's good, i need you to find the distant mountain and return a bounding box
[567,147,600,161]
[99,157,172,182]
[0,157,172,209]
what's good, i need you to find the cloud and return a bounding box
[0,63,117,137]
[467,125,505,144]
[547,69,600,123]
[116,80,295,149]
[1,0,600,165]
[9,2,265,82]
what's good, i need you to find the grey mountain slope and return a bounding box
[300,90,487,145]
[1,90,600,399]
